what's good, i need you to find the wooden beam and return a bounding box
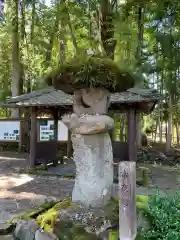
[119,109,137,240]
[29,107,37,168]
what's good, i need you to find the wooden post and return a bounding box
[53,108,59,166]
[18,119,23,152]
[54,108,58,142]
[67,130,73,159]
[136,113,141,148]
[29,107,37,168]
[18,108,23,152]
[119,108,137,240]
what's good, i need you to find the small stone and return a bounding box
[35,230,58,240]
[14,220,39,240]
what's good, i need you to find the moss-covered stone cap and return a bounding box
[45,56,139,93]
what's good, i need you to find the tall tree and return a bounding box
[11,0,22,117]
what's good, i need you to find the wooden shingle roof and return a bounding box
[0,87,159,113]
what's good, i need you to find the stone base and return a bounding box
[71,132,113,207]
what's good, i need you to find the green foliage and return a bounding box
[45,55,136,93]
[106,195,149,224]
[140,193,180,240]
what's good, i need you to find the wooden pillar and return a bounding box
[53,107,59,166]
[119,108,137,240]
[67,130,73,159]
[136,113,141,148]
[54,108,58,142]
[17,108,23,152]
[18,119,23,152]
[29,107,37,168]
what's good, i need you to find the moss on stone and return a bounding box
[45,55,136,93]
[136,167,150,187]
[9,200,57,224]
[10,195,150,239]
[108,230,118,240]
[36,198,72,232]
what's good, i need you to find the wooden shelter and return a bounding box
[0,86,159,169]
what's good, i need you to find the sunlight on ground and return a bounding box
[0,173,54,202]
[0,174,33,190]
[0,173,57,202]
[0,156,25,162]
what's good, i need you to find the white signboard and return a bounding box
[0,121,20,141]
[39,120,68,141]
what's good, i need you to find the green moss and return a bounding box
[36,198,72,232]
[9,195,150,238]
[111,195,149,205]
[63,173,75,179]
[104,195,149,225]
[9,200,57,224]
[40,200,57,209]
[45,55,136,93]
[109,230,118,240]
[136,167,150,186]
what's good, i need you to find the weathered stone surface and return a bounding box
[35,230,58,240]
[54,205,109,239]
[71,132,113,206]
[14,220,39,240]
[73,88,110,116]
[62,114,114,135]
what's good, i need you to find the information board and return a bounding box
[0,121,20,141]
[39,120,68,141]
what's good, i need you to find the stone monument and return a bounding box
[62,88,114,207]
[45,55,136,207]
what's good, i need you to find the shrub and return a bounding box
[140,192,180,240]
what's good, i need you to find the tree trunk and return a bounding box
[135,7,144,148]
[30,0,36,43]
[11,0,21,117]
[154,118,158,142]
[175,120,179,145]
[159,120,163,143]
[45,1,60,66]
[59,18,66,64]
[166,96,172,151]
[100,0,116,58]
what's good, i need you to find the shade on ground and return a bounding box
[47,163,76,176]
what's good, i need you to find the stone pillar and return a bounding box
[72,132,113,207]
[62,88,114,207]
